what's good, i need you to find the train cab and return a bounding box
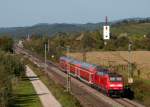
[94,67,123,97]
[108,73,124,97]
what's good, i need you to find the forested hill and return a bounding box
[0,17,150,38]
[0,23,104,38]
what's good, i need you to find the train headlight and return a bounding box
[110,84,123,87]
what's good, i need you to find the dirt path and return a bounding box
[26,65,61,107]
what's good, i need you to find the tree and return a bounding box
[0,36,13,52]
[81,32,95,50]
[115,36,129,50]
[91,30,104,49]
[0,36,25,107]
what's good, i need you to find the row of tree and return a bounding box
[0,36,25,107]
[23,30,150,60]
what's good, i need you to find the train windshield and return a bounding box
[109,77,122,82]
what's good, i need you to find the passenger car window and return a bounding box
[97,71,104,76]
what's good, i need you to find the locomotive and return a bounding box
[59,56,124,97]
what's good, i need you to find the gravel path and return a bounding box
[26,65,61,107]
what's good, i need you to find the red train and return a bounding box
[59,56,124,97]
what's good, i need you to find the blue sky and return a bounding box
[0,0,149,27]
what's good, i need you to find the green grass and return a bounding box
[24,59,82,107]
[12,77,42,107]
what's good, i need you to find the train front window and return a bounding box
[110,77,122,82]
[110,77,115,82]
[116,77,122,81]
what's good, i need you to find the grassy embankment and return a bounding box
[23,58,82,107]
[12,77,42,107]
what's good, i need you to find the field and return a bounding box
[69,51,150,80]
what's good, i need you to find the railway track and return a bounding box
[115,98,137,107]
[15,46,145,107]
[114,98,145,107]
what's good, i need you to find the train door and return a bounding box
[77,68,80,78]
[95,73,100,88]
[89,73,92,84]
[96,71,103,90]
[75,67,77,76]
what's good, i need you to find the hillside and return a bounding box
[0,23,103,38]
[0,17,150,38]
[112,23,150,36]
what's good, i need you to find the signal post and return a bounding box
[103,16,110,45]
[66,46,71,92]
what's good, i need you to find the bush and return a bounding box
[0,36,13,52]
[131,79,150,106]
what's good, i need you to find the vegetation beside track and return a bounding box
[12,77,42,107]
[23,58,82,107]
[0,36,27,107]
[131,79,150,106]
[0,36,42,107]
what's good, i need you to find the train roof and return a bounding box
[60,56,98,70]
[60,56,122,76]
[72,60,82,65]
[60,56,73,62]
[80,62,97,70]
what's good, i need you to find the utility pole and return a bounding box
[45,44,47,71]
[27,34,30,41]
[48,39,50,52]
[66,46,71,92]
[82,51,86,62]
[128,42,133,84]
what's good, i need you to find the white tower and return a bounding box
[103,16,110,40]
